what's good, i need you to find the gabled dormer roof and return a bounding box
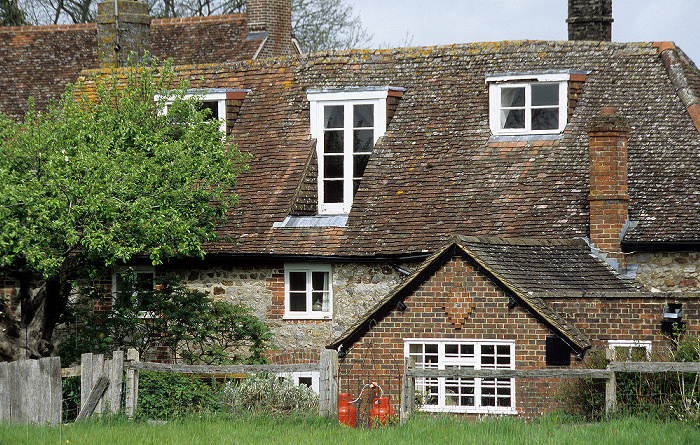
[328,236,642,355]
[73,40,700,257]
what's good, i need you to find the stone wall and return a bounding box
[629,251,700,292]
[168,260,414,362]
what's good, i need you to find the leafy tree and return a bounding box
[0,0,27,25]
[57,275,272,365]
[0,56,248,361]
[17,0,371,52]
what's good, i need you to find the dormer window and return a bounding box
[308,87,403,215]
[156,89,248,136]
[487,72,577,136]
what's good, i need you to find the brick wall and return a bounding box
[338,255,699,418]
[588,107,630,268]
[247,0,293,58]
[567,0,613,41]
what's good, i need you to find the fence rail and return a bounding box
[401,358,700,422]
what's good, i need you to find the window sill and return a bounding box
[419,406,517,415]
[487,133,564,143]
[283,313,333,321]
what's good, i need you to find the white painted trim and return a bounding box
[488,80,568,136]
[283,263,333,320]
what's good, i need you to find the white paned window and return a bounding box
[157,90,228,135]
[112,266,155,317]
[608,340,652,361]
[281,371,320,394]
[487,73,569,136]
[284,264,332,319]
[405,339,516,414]
[308,89,390,214]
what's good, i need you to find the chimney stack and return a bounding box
[588,107,630,269]
[567,0,613,41]
[247,0,293,58]
[97,0,151,68]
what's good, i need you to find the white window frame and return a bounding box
[283,263,333,320]
[280,371,320,394]
[607,340,652,361]
[487,72,568,136]
[156,90,227,135]
[405,339,516,414]
[308,89,389,215]
[111,266,156,318]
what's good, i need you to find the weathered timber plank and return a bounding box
[0,362,8,422]
[128,362,318,374]
[108,350,124,414]
[61,366,81,378]
[76,376,110,422]
[48,357,62,424]
[609,362,700,373]
[407,368,612,379]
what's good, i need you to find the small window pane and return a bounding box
[501,87,525,107]
[426,344,438,354]
[311,271,328,291]
[199,101,219,120]
[497,345,511,356]
[531,108,559,130]
[324,131,344,153]
[353,129,374,152]
[353,154,370,178]
[289,272,306,292]
[324,155,343,178]
[324,105,343,128]
[298,377,313,387]
[353,179,362,197]
[531,83,559,106]
[445,344,458,356]
[324,180,343,203]
[353,104,373,127]
[502,109,525,129]
[289,292,306,312]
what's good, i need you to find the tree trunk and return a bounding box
[0,258,77,362]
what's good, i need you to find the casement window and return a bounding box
[283,263,332,319]
[112,266,156,317]
[156,89,247,136]
[405,339,516,414]
[308,88,398,214]
[608,340,652,361]
[487,72,570,136]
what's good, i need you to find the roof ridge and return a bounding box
[152,13,246,26]
[654,41,700,134]
[452,234,586,247]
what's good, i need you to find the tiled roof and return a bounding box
[0,16,264,121]
[327,235,641,353]
[74,40,700,256]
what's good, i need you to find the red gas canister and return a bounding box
[369,397,394,427]
[338,393,357,428]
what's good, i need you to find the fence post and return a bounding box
[319,348,338,417]
[605,349,616,418]
[125,348,140,419]
[401,357,415,423]
[108,350,124,414]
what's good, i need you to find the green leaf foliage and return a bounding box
[57,274,272,365]
[0,55,248,279]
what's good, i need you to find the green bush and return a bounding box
[62,376,81,422]
[137,371,222,420]
[222,374,319,414]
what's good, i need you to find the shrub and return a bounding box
[137,371,222,420]
[222,374,319,414]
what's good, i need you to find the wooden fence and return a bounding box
[0,357,62,425]
[400,358,700,422]
[63,348,339,420]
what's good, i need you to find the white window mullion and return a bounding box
[343,103,354,213]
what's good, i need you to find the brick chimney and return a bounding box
[97,0,151,68]
[567,0,613,41]
[588,107,630,269]
[247,0,293,58]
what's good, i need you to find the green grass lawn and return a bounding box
[2,414,700,445]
